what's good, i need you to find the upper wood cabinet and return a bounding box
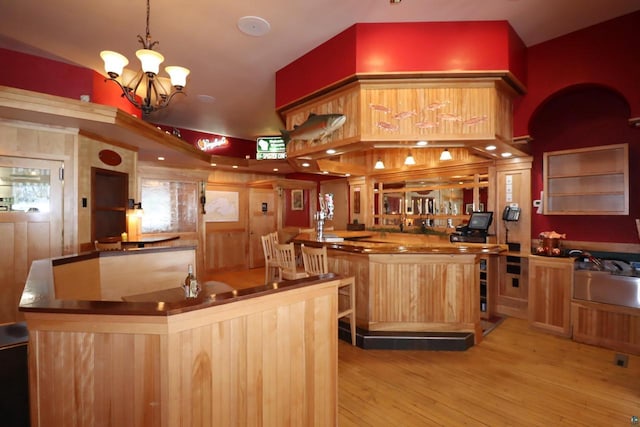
[543,143,628,215]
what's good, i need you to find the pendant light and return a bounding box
[404,151,416,165]
[440,149,452,161]
[374,158,385,169]
[100,0,190,115]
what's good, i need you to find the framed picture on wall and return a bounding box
[291,189,303,210]
[353,190,360,214]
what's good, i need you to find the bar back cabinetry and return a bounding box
[528,256,573,337]
[543,143,628,215]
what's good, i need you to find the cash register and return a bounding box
[449,211,493,243]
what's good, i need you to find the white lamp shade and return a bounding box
[165,66,190,88]
[100,50,129,77]
[404,152,416,165]
[136,49,164,75]
[440,149,453,161]
[374,159,385,169]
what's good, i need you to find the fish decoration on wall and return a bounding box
[281,113,346,144]
[368,100,487,132]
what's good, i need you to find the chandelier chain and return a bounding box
[138,0,158,50]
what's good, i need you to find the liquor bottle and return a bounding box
[184,264,199,298]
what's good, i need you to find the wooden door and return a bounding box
[0,156,63,323]
[248,188,276,269]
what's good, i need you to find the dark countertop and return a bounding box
[293,231,506,255]
[20,252,341,317]
[51,244,195,266]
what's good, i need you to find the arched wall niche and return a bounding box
[528,84,639,244]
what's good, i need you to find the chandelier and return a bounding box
[100,0,190,115]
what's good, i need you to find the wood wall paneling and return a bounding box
[571,301,640,355]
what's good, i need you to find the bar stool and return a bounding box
[301,244,356,345]
[274,242,308,280]
[261,233,281,282]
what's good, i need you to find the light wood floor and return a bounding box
[210,268,640,426]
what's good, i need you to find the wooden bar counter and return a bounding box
[19,246,340,427]
[293,231,506,346]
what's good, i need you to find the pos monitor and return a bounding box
[467,211,493,233]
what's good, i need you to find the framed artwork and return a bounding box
[353,190,360,214]
[291,189,304,211]
[204,190,239,222]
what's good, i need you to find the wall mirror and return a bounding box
[373,172,489,231]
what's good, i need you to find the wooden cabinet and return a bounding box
[528,256,574,337]
[543,143,628,215]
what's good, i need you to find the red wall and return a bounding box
[0,48,93,99]
[520,12,640,245]
[0,48,140,117]
[284,189,311,228]
[154,125,256,158]
[276,21,526,109]
[513,11,640,136]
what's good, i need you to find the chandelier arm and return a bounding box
[103,78,143,111]
[153,90,186,113]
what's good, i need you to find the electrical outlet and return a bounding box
[614,353,628,368]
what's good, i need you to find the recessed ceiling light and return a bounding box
[157,156,165,161]
[501,152,512,158]
[237,16,271,37]
[301,162,310,167]
[210,163,216,167]
[273,168,279,172]
[232,165,238,168]
[345,173,351,177]
[326,149,336,155]
[416,140,428,146]
[486,145,497,151]
[323,171,329,174]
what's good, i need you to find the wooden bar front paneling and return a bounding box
[24,278,339,427]
[296,232,496,343]
[367,253,479,335]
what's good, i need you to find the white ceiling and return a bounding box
[1,0,638,143]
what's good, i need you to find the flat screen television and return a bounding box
[467,211,493,232]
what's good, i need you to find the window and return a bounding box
[0,166,51,213]
[140,179,197,233]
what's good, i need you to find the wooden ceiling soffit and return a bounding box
[372,161,494,183]
[281,77,517,161]
[316,158,367,177]
[0,85,212,166]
